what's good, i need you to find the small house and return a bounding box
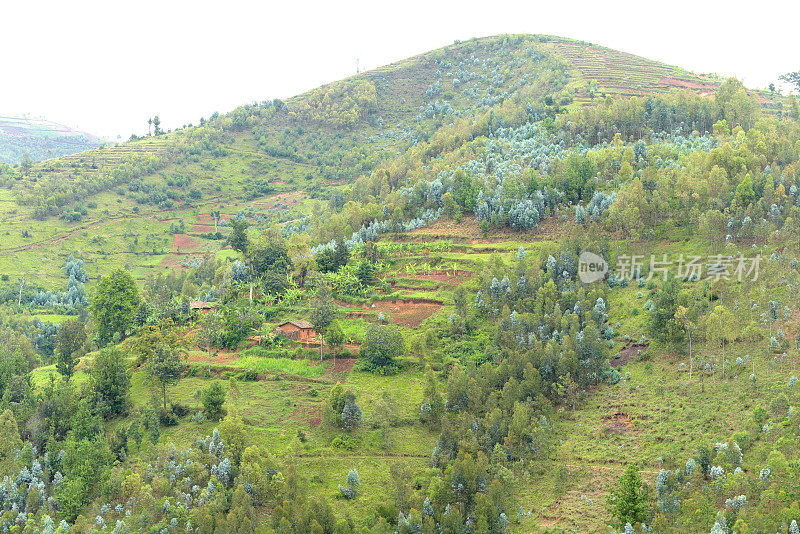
[275,320,316,342]
[190,301,215,314]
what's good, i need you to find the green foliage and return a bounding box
[309,282,337,357]
[0,409,22,461]
[218,304,263,349]
[560,154,596,204]
[326,320,345,350]
[2,34,798,534]
[647,274,684,343]
[92,268,141,344]
[220,410,247,465]
[90,346,130,417]
[316,239,350,274]
[295,79,378,128]
[201,382,226,420]
[55,318,86,381]
[250,240,293,277]
[607,465,650,528]
[146,342,186,411]
[228,219,250,255]
[360,324,404,374]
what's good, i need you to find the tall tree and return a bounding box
[648,274,684,347]
[195,312,224,374]
[228,220,250,256]
[360,324,405,373]
[147,342,185,411]
[92,269,141,344]
[55,318,86,381]
[0,410,23,461]
[91,347,131,417]
[309,283,337,360]
[708,305,735,379]
[607,465,649,527]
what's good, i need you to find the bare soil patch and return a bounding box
[172,234,205,252]
[337,298,443,327]
[156,254,186,270]
[603,412,635,434]
[186,349,241,366]
[611,341,649,368]
[323,357,357,381]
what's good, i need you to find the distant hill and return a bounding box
[0,114,104,164]
[0,33,788,283]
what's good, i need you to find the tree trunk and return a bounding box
[18,277,25,306]
[163,382,167,412]
[319,331,324,360]
[208,348,212,374]
[249,282,253,304]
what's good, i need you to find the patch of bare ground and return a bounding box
[603,411,636,434]
[336,298,443,327]
[171,234,206,252]
[611,341,649,367]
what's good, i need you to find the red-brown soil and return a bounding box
[603,412,635,434]
[337,298,443,327]
[172,234,205,252]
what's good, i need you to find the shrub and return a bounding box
[341,399,363,431]
[339,469,360,500]
[158,410,178,427]
[360,323,404,374]
[170,403,191,417]
[202,383,226,421]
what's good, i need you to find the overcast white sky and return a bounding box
[1,0,797,140]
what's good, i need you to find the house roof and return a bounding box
[190,301,214,309]
[277,320,314,330]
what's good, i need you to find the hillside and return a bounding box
[0,34,784,285]
[0,114,104,165]
[1,34,799,534]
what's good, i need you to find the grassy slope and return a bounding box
[2,34,782,287]
[4,34,795,532]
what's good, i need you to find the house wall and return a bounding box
[297,328,313,341]
[276,324,315,342]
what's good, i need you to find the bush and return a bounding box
[360,323,404,374]
[170,403,191,417]
[201,383,226,421]
[339,469,360,500]
[341,399,363,431]
[159,410,178,427]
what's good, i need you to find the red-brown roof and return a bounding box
[277,320,314,330]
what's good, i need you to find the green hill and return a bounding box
[1,34,799,534]
[0,34,784,286]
